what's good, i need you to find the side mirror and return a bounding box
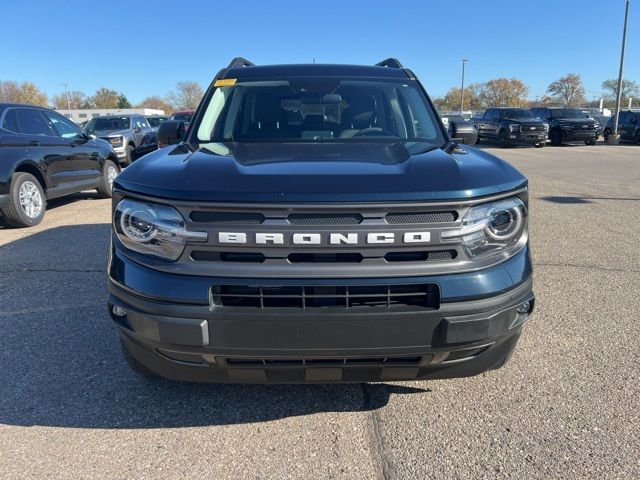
[449,121,475,145]
[157,120,185,147]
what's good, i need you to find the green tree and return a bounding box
[117,94,132,108]
[546,74,586,107]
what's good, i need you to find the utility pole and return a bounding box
[460,59,468,114]
[61,82,72,119]
[610,0,630,144]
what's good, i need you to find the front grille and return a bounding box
[225,356,424,367]
[385,211,457,224]
[190,212,265,224]
[288,213,363,225]
[210,283,440,309]
[520,123,545,132]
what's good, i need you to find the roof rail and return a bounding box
[227,57,255,69]
[375,58,404,68]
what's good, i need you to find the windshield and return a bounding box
[86,117,130,131]
[551,108,586,119]
[147,117,167,127]
[172,113,194,123]
[502,109,534,120]
[195,78,444,144]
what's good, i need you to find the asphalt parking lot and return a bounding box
[1,142,639,479]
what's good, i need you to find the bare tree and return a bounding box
[167,81,203,110]
[52,90,89,110]
[136,96,174,114]
[601,78,640,105]
[546,74,586,107]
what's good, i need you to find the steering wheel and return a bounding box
[353,127,396,137]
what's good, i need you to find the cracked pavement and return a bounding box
[0,143,639,479]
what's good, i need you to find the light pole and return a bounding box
[610,0,630,144]
[61,82,72,119]
[460,59,468,114]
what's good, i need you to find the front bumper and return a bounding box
[507,131,547,145]
[107,246,534,383]
[560,129,597,141]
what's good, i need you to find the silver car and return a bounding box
[85,115,157,165]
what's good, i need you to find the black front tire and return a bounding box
[534,141,546,148]
[585,138,596,145]
[603,129,611,143]
[498,130,510,148]
[124,144,135,166]
[1,172,46,228]
[550,129,562,146]
[96,160,119,198]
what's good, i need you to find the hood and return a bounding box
[556,117,593,126]
[115,141,527,202]
[94,128,129,137]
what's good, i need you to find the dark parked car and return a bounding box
[85,114,157,165]
[474,108,548,147]
[530,107,597,146]
[169,110,195,126]
[0,103,119,227]
[146,115,169,131]
[441,114,477,145]
[108,58,534,384]
[603,110,640,144]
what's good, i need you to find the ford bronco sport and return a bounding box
[108,58,534,383]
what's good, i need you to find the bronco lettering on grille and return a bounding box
[217,232,432,246]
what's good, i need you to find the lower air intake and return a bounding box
[210,283,440,309]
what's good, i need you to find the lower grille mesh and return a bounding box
[211,283,440,309]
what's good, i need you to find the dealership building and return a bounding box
[55,108,165,124]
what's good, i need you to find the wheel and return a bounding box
[475,136,481,145]
[585,138,596,145]
[96,160,119,198]
[635,132,640,145]
[498,130,509,148]
[124,144,135,166]
[119,335,158,378]
[534,141,546,148]
[603,129,611,143]
[1,172,46,227]
[550,129,562,146]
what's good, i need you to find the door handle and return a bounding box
[29,140,40,146]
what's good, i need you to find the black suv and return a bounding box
[0,104,119,227]
[603,110,640,145]
[530,107,597,146]
[474,108,548,147]
[108,58,534,383]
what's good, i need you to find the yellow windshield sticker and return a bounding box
[214,78,237,87]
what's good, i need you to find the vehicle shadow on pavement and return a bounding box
[0,223,429,429]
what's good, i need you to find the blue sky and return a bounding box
[1,0,637,103]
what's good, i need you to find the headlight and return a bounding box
[114,199,207,260]
[441,197,527,258]
[543,123,549,131]
[508,124,521,133]
[108,136,123,147]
